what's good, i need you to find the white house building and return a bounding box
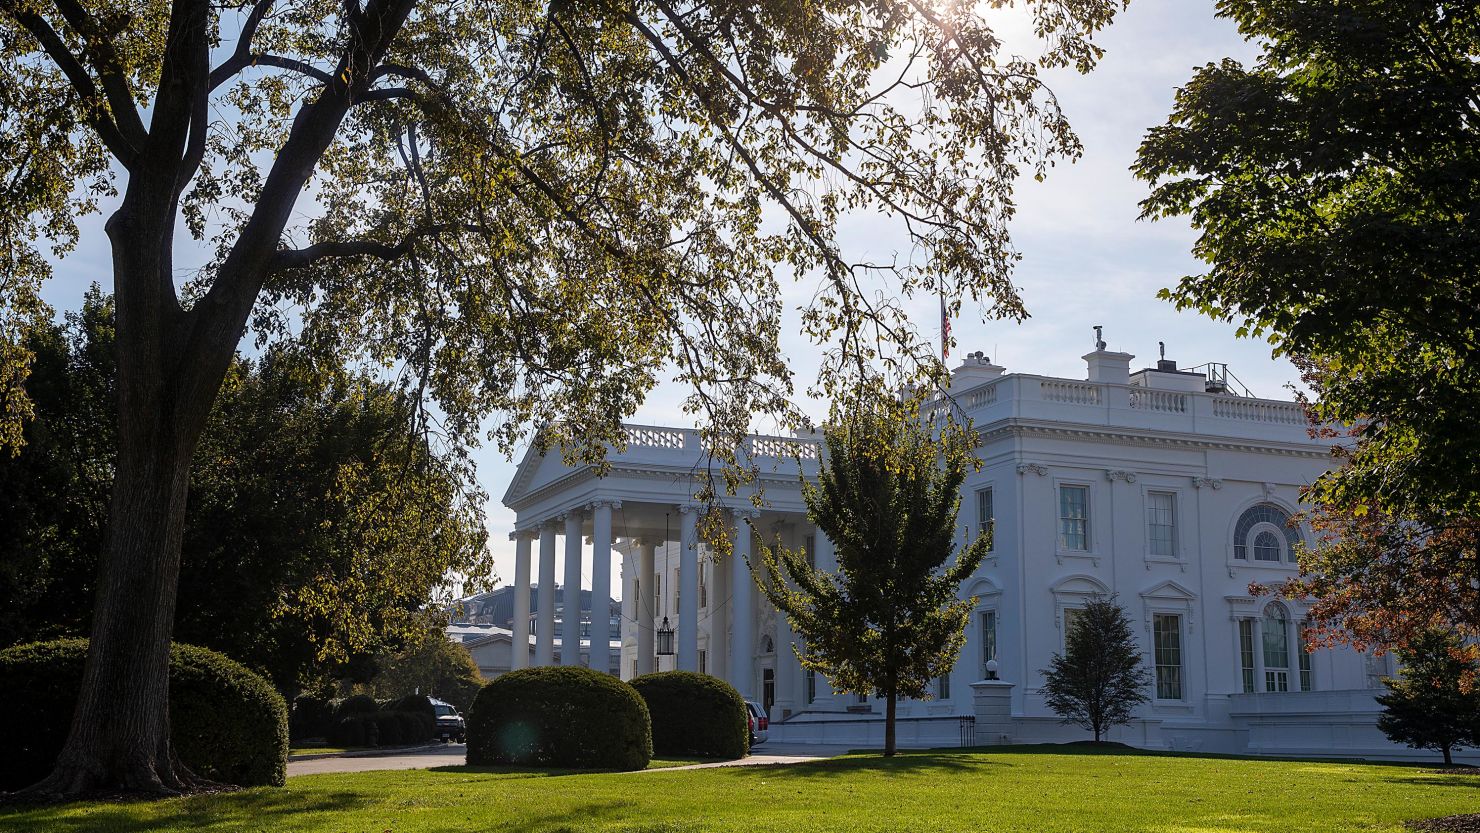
[499,342,1429,760]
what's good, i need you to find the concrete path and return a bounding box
[288,743,468,776]
[287,742,852,777]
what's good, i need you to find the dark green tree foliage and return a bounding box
[0,290,492,692]
[1040,596,1150,743]
[1134,1,1480,651]
[759,392,990,756]
[630,671,748,760]
[466,666,650,771]
[368,629,486,712]
[0,639,288,790]
[1376,630,1480,766]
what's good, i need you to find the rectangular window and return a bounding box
[981,610,998,679]
[631,660,637,678]
[698,649,707,675]
[804,534,816,569]
[1063,607,1084,650]
[1153,614,1184,700]
[1147,491,1177,557]
[1059,485,1089,551]
[937,674,951,700]
[977,488,994,549]
[1239,619,1256,693]
[805,669,816,703]
[1299,621,1313,692]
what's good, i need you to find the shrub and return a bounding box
[466,666,649,770]
[0,639,289,790]
[290,695,335,741]
[386,693,435,719]
[328,715,372,747]
[373,711,404,746]
[630,671,748,759]
[333,693,379,721]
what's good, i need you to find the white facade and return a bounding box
[500,346,1438,760]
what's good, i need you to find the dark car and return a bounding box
[431,698,465,743]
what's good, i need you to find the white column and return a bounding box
[678,505,700,672]
[510,530,533,670]
[729,513,756,698]
[590,501,616,676]
[562,511,584,666]
[812,528,837,709]
[712,533,729,682]
[536,522,557,666]
[637,539,657,676]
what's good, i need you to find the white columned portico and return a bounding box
[562,511,584,666]
[729,511,756,698]
[510,530,533,670]
[637,538,657,676]
[590,501,617,675]
[536,522,558,665]
[678,505,700,671]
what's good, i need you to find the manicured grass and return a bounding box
[2,745,1474,832]
[646,757,727,769]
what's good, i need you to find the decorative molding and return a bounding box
[677,503,699,516]
[977,422,1331,459]
[1262,481,1279,497]
[587,499,623,511]
[1192,477,1223,490]
[1016,463,1049,476]
[1105,469,1138,483]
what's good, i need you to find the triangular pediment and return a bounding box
[1140,579,1197,602]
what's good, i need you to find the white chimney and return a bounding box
[950,351,1005,392]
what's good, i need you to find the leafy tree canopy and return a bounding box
[1134,0,1480,652]
[0,288,492,692]
[368,626,486,712]
[1039,595,1149,743]
[759,389,990,756]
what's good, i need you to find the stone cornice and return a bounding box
[977,420,1331,459]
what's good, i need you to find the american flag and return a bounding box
[940,294,951,361]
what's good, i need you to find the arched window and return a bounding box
[1262,603,1290,692]
[1233,503,1302,563]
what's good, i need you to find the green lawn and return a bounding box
[2,745,1474,833]
[287,746,353,757]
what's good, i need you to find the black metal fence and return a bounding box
[959,715,977,747]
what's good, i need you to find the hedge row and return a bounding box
[0,639,289,790]
[293,692,439,746]
[464,668,750,771]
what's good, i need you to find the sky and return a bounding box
[38,0,1278,597]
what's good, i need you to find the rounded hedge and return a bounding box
[333,693,379,721]
[630,671,748,759]
[290,695,335,741]
[466,666,650,770]
[0,638,289,790]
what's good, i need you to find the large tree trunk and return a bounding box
[884,688,897,757]
[20,206,222,799]
[1443,743,1453,767]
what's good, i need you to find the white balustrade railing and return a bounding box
[1129,388,1188,414]
[1040,380,1102,406]
[750,436,821,461]
[1211,397,1305,425]
[961,383,999,410]
[623,426,688,450]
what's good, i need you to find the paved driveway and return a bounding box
[287,742,852,777]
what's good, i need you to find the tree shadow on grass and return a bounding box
[0,787,370,833]
[709,750,1003,780]
[1383,775,1480,790]
[429,764,641,779]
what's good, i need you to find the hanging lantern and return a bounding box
[656,616,675,657]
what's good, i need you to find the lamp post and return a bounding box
[656,616,675,663]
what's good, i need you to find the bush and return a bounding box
[333,693,379,721]
[0,638,289,790]
[373,711,404,746]
[466,666,650,770]
[329,715,377,748]
[630,671,748,759]
[290,695,335,741]
[386,693,435,719]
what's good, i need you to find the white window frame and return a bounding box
[1055,481,1093,555]
[1145,490,1178,559]
[1229,500,1303,568]
[976,486,995,551]
[1152,613,1185,701]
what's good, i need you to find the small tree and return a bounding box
[1040,596,1150,743]
[759,391,990,757]
[1376,630,1480,766]
[370,627,486,712]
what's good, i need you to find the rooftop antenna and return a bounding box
[1093,325,1106,351]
